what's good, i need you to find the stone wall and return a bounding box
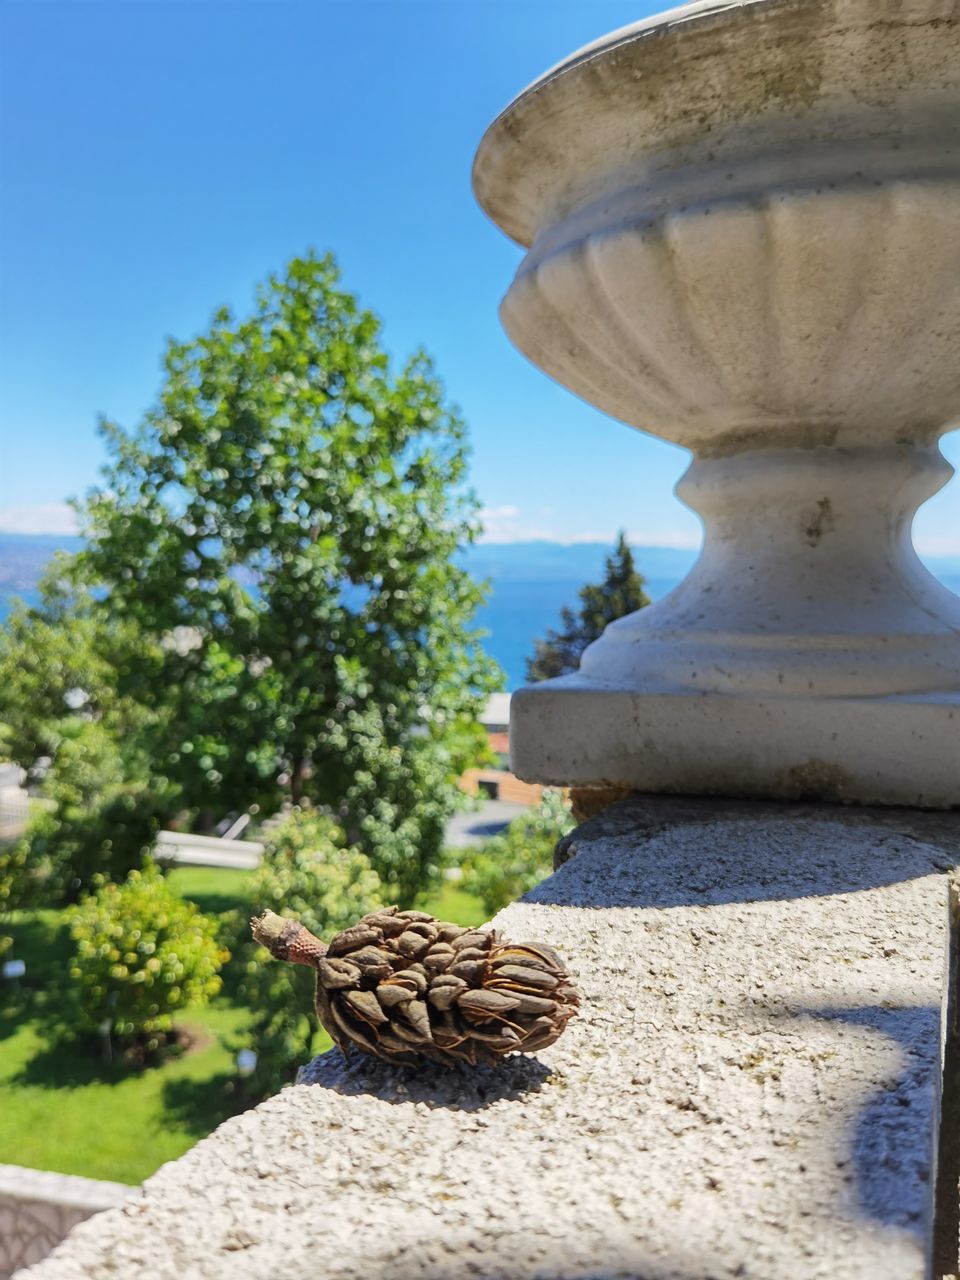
[16,798,960,1279]
[0,1166,134,1279]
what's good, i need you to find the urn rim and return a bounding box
[473,0,960,248]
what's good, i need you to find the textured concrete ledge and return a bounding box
[19,799,960,1280]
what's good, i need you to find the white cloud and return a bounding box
[477,505,557,543]
[478,504,520,522]
[0,503,79,535]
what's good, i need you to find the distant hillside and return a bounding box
[2,532,958,689]
[0,533,699,604]
[4,531,956,597]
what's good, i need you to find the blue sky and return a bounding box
[1,0,958,554]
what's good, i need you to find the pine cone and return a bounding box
[250,905,579,1067]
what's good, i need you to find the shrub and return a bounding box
[66,861,228,1055]
[25,719,172,905]
[459,790,574,917]
[233,808,383,1096]
[0,835,40,915]
[247,809,384,929]
[0,836,41,958]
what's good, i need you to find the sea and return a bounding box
[474,576,685,689]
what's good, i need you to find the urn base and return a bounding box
[510,682,960,809]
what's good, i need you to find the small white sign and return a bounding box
[2,959,25,980]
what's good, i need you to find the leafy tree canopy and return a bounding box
[0,556,155,771]
[525,532,650,682]
[0,562,169,904]
[75,251,499,902]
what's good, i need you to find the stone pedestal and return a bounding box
[474,0,960,805]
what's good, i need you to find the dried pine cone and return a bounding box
[250,905,579,1067]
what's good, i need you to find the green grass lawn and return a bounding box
[166,864,254,913]
[0,905,257,1183]
[167,864,487,927]
[0,866,485,1184]
[417,881,487,928]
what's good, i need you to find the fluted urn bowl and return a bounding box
[474,0,960,807]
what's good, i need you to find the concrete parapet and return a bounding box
[17,798,960,1279]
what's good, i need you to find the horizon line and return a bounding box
[1,526,959,561]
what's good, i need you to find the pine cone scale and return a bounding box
[317,958,361,989]
[458,989,521,1018]
[491,943,563,969]
[389,1016,429,1046]
[376,983,417,1008]
[508,992,558,1016]
[401,999,432,1040]
[489,963,558,990]
[426,976,468,1011]
[327,925,381,955]
[390,967,427,993]
[345,989,389,1024]
[327,998,379,1054]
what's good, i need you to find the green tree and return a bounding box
[24,721,168,903]
[77,251,498,903]
[526,531,650,682]
[0,557,140,769]
[231,808,383,1096]
[0,564,170,902]
[459,790,573,917]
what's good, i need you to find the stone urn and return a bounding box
[474,0,960,807]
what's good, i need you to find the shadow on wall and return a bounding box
[298,1048,551,1111]
[537,795,959,908]
[747,1001,942,1244]
[825,1004,940,1242]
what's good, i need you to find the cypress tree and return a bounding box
[525,532,650,682]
